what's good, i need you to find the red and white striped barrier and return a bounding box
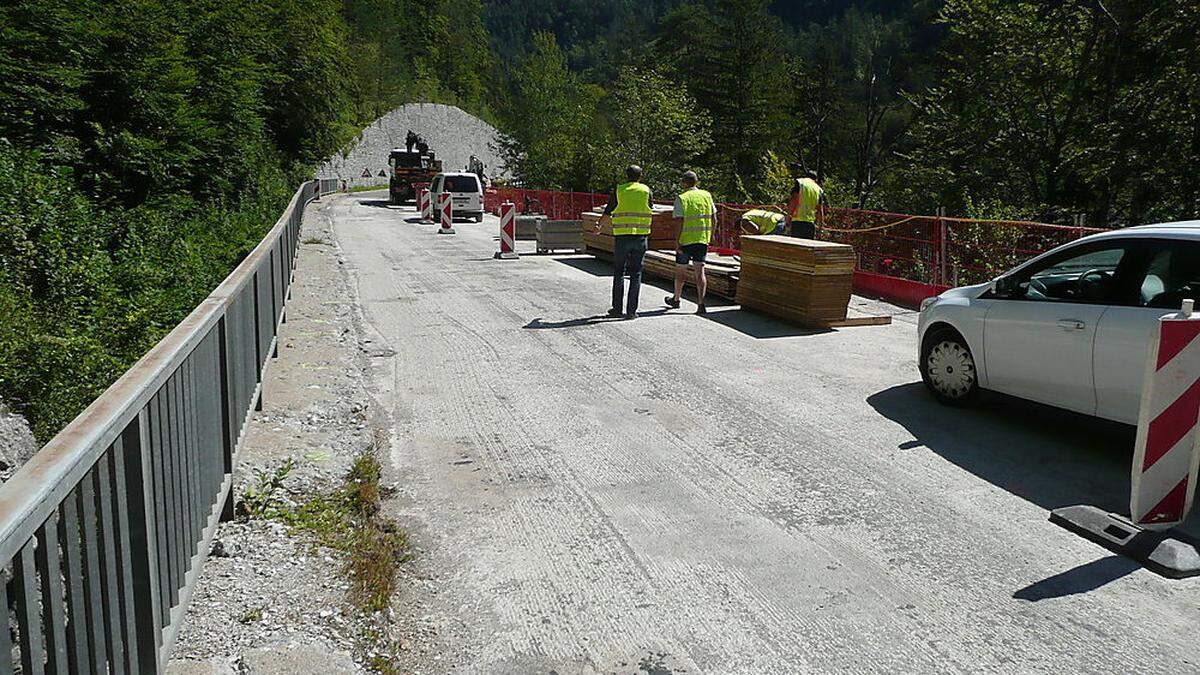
[418,188,432,223]
[437,192,455,235]
[1131,299,1200,529]
[495,201,518,259]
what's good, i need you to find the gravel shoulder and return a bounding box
[169,196,395,674]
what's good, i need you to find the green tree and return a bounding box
[656,0,788,199]
[592,67,712,195]
[496,32,602,189]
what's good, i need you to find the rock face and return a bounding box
[317,103,508,190]
[0,402,37,483]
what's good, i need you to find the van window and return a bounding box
[444,175,480,193]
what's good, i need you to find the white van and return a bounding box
[429,172,484,222]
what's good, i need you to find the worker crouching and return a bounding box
[665,170,717,315]
[739,208,787,236]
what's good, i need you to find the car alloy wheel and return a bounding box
[926,339,977,400]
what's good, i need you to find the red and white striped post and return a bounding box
[495,201,518,259]
[437,192,455,235]
[1131,299,1200,529]
[1051,298,1200,577]
[418,187,432,223]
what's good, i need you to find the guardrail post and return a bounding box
[217,316,236,523]
[122,410,164,673]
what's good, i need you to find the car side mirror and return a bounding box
[992,275,1019,298]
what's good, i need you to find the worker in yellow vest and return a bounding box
[738,208,786,236]
[665,171,716,314]
[787,171,826,239]
[600,165,654,319]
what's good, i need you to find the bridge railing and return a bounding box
[0,178,335,674]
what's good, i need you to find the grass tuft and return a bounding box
[280,442,407,616]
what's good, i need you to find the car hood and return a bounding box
[940,281,992,300]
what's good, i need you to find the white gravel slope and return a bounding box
[317,103,507,189]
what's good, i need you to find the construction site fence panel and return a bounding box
[485,187,610,222]
[0,179,337,674]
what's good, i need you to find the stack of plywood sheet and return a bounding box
[536,220,584,253]
[735,235,857,326]
[581,206,679,255]
[642,251,740,299]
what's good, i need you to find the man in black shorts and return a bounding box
[665,171,717,315]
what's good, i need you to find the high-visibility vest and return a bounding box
[792,178,823,223]
[677,188,716,246]
[612,182,653,236]
[742,209,785,235]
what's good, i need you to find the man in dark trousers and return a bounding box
[601,165,655,319]
[406,129,418,153]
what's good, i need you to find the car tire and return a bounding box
[920,329,980,406]
[475,214,483,223]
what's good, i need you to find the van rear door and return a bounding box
[446,175,482,212]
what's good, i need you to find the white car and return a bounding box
[917,221,1200,425]
[429,172,484,222]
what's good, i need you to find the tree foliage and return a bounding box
[0,0,498,440]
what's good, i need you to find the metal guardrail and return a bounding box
[0,178,337,673]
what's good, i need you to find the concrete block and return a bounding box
[242,645,359,675]
[1050,504,1200,578]
[166,658,237,675]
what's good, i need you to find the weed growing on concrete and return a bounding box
[301,235,330,245]
[281,443,407,614]
[240,458,295,519]
[238,606,264,624]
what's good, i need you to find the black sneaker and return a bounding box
[607,308,623,318]
[695,304,707,315]
[624,312,637,320]
[664,295,680,309]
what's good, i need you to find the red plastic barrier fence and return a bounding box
[486,187,1107,294]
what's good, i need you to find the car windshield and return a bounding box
[444,175,479,192]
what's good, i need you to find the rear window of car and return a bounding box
[444,175,480,193]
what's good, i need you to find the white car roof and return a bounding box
[1083,220,1200,242]
[438,172,477,178]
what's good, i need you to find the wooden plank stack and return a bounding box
[642,251,740,299]
[581,206,679,254]
[536,220,584,253]
[735,235,856,326]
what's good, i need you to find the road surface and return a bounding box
[320,191,1200,673]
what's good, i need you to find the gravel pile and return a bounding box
[317,103,508,190]
[0,401,36,483]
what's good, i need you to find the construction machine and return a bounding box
[388,148,442,204]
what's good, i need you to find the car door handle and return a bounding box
[1057,319,1086,331]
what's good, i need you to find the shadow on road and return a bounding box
[700,307,831,339]
[557,256,615,278]
[524,309,672,329]
[356,199,396,209]
[1013,556,1140,601]
[524,315,625,329]
[867,383,1135,514]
